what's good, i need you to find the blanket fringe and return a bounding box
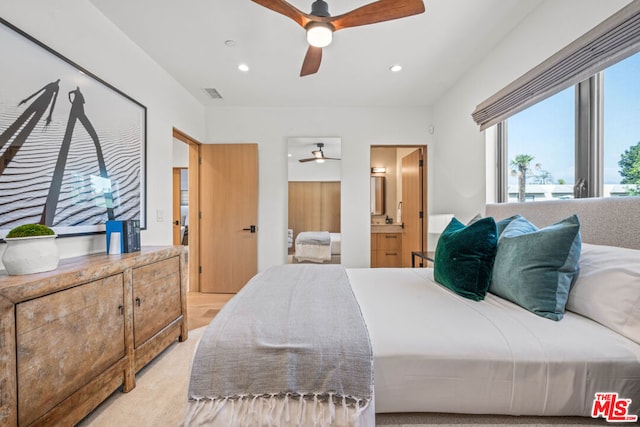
[183,393,371,427]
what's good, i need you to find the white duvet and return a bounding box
[185,266,640,425]
[347,268,640,417]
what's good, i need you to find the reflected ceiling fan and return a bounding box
[251,0,425,76]
[299,143,340,163]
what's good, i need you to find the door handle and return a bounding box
[174,220,179,226]
[242,225,256,233]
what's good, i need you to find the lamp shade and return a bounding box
[428,214,454,234]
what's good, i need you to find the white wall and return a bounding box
[431,0,632,223]
[173,138,190,168]
[0,0,205,267]
[205,106,433,269]
[4,0,624,273]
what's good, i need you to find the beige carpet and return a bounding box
[77,327,205,427]
[77,327,608,426]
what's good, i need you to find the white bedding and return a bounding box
[347,267,640,417]
[295,232,341,262]
[330,232,341,255]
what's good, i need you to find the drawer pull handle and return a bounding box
[386,252,397,256]
[136,297,142,307]
[385,235,397,239]
[118,305,124,315]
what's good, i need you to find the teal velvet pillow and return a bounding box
[433,217,498,301]
[467,214,519,236]
[489,214,582,321]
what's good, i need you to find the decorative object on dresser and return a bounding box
[0,246,187,426]
[106,219,141,254]
[1,224,59,275]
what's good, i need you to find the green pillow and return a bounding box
[433,217,498,301]
[467,214,519,236]
[489,215,582,321]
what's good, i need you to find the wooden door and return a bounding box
[320,181,341,232]
[288,181,322,240]
[200,144,258,293]
[401,149,424,267]
[173,128,201,292]
[172,168,181,245]
[288,181,341,241]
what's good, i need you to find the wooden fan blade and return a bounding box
[329,0,425,31]
[299,158,319,163]
[300,46,323,77]
[250,0,314,28]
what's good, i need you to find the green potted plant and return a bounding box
[2,224,59,275]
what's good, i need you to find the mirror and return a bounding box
[370,176,385,215]
[287,137,341,264]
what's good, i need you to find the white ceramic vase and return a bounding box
[2,235,59,275]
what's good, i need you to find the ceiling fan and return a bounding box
[299,143,340,163]
[251,0,426,76]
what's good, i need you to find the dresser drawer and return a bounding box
[376,233,402,251]
[371,232,403,267]
[375,249,402,267]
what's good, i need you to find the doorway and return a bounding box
[172,128,201,291]
[172,168,188,246]
[370,145,428,267]
[172,130,259,293]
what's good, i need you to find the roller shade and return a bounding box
[472,1,640,131]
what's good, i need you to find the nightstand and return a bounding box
[411,251,435,267]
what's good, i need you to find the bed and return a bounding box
[185,197,640,426]
[294,231,341,263]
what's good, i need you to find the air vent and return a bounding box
[203,88,223,99]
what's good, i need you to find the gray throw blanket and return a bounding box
[296,231,331,245]
[186,264,373,424]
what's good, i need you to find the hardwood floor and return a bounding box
[186,292,234,330]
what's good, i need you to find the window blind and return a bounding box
[472,1,640,131]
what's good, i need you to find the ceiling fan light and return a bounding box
[316,158,325,164]
[306,23,333,48]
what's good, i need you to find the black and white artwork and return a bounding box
[0,18,146,237]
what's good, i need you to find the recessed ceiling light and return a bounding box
[238,63,250,72]
[389,64,403,73]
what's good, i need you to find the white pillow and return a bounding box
[567,243,640,344]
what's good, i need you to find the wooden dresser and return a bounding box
[0,246,188,426]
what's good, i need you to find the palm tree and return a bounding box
[510,154,535,202]
[534,169,553,184]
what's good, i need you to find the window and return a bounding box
[505,87,575,202]
[603,53,640,197]
[497,50,640,201]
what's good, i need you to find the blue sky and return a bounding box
[507,52,640,185]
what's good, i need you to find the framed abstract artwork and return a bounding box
[0,18,147,238]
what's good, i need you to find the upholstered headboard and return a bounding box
[485,197,640,250]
